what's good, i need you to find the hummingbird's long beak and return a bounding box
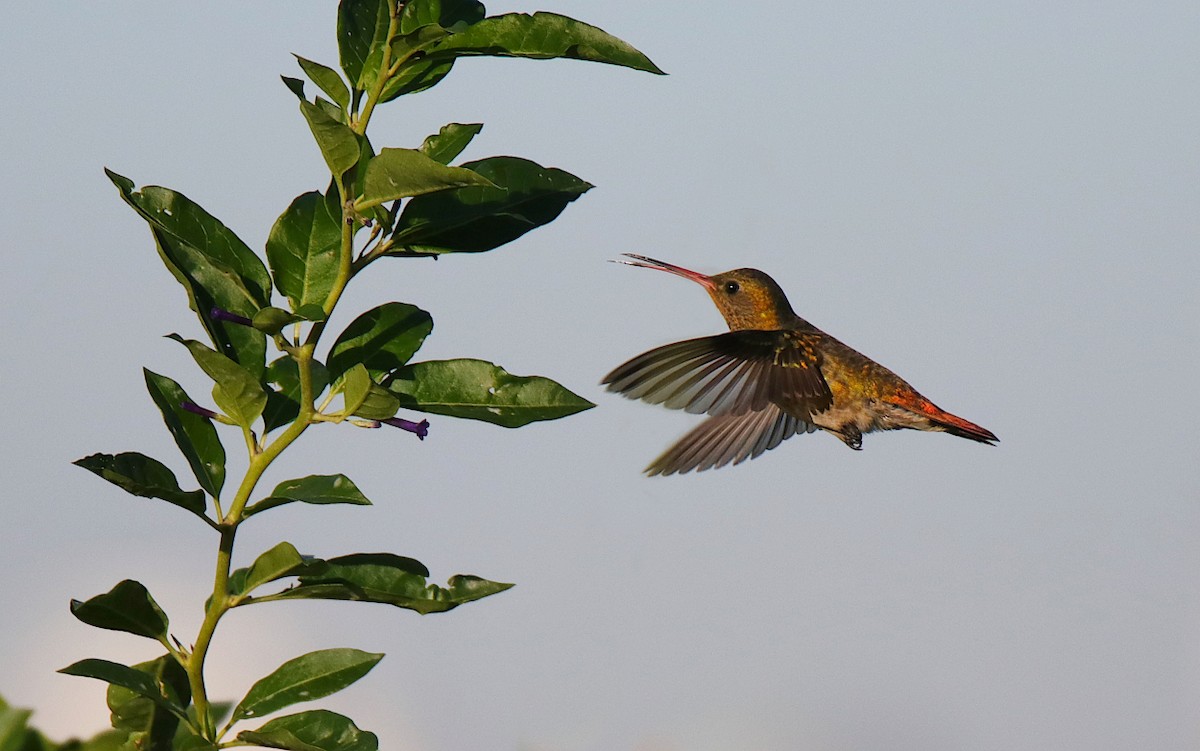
[611,254,715,289]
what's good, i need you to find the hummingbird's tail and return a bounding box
[889,392,999,445]
[927,410,999,444]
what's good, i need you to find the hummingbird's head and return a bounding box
[613,254,797,331]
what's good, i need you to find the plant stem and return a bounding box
[187,6,403,737]
[351,0,400,135]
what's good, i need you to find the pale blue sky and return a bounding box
[3,2,1199,750]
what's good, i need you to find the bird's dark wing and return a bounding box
[645,404,819,476]
[602,331,833,418]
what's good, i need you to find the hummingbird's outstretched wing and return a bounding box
[645,403,819,476]
[602,330,833,419]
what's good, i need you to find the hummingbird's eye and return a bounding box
[723,281,740,294]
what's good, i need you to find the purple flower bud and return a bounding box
[209,306,253,327]
[181,401,220,420]
[382,416,430,440]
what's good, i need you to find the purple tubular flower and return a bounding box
[209,306,253,327]
[181,401,220,420]
[383,416,430,440]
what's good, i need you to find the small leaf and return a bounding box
[385,359,594,427]
[231,649,384,722]
[261,553,511,614]
[338,364,372,417]
[70,580,169,642]
[59,659,188,721]
[429,12,665,74]
[295,56,350,111]
[232,542,307,597]
[356,148,495,211]
[144,370,226,498]
[107,655,192,751]
[300,102,361,175]
[168,335,267,428]
[350,382,401,421]
[245,474,372,517]
[262,356,331,433]
[237,710,378,751]
[389,157,592,254]
[326,303,433,381]
[266,190,342,311]
[337,0,390,90]
[418,123,483,165]
[107,170,269,377]
[73,452,207,518]
[253,305,326,336]
[282,76,306,100]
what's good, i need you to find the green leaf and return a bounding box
[295,56,350,111]
[70,580,169,642]
[429,12,665,74]
[384,359,594,427]
[389,157,592,254]
[337,0,390,90]
[377,0,486,101]
[232,542,307,597]
[73,452,207,518]
[245,474,372,517]
[167,335,267,428]
[231,649,384,722]
[144,370,225,498]
[356,148,495,211]
[266,190,342,311]
[419,122,483,165]
[326,303,433,381]
[314,97,347,125]
[106,170,269,378]
[350,382,401,421]
[107,655,191,751]
[59,660,188,721]
[300,102,361,175]
[398,0,485,33]
[338,364,372,417]
[173,734,217,751]
[262,554,511,614]
[0,700,34,751]
[252,305,327,336]
[262,356,331,433]
[282,76,306,100]
[237,710,377,751]
[0,699,32,751]
[379,57,456,101]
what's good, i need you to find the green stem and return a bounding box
[187,524,235,739]
[351,0,400,135]
[187,4,406,738]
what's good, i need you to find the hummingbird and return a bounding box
[602,254,997,476]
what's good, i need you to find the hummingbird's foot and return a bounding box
[834,428,863,450]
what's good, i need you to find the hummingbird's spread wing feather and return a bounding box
[645,404,818,476]
[602,331,833,418]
